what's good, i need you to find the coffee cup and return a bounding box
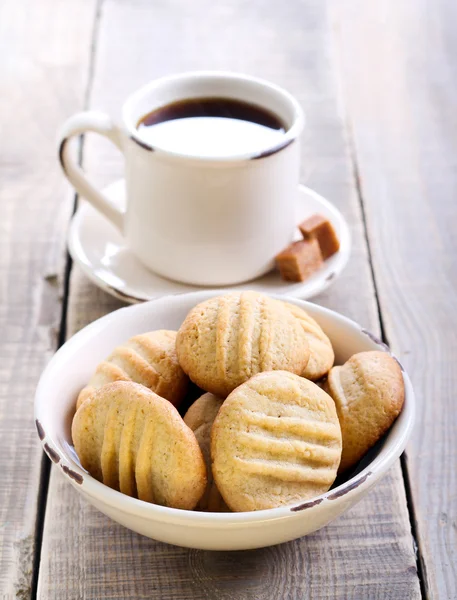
[58,71,304,286]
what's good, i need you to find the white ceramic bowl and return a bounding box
[34,291,414,551]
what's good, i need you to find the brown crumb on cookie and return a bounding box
[298,214,340,259]
[275,239,323,282]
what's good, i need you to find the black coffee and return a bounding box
[136,97,286,157]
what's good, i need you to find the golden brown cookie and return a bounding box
[77,330,188,410]
[284,303,334,380]
[326,351,405,472]
[211,371,342,511]
[72,381,206,509]
[183,393,229,512]
[176,292,310,397]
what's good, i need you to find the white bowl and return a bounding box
[34,291,414,551]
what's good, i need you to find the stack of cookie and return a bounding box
[72,291,404,512]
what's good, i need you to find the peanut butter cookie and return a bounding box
[77,330,188,410]
[176,292,310,397]
[211,371,342,511]
[72,381,206,509]
[284,303,334,380]
[326,351,404,472]
[183,393,228,512]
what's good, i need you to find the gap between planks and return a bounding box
[345,109,427,600]
[330,0,457,594]
[30,1,105,598]
[328,14,426,597]
[31,234,74,600]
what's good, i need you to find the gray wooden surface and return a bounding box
[0,0,455,598]
[333,2,457,597]
[0,0,97,597]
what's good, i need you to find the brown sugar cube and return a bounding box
[299,214,340,259]
[275,239,323,282]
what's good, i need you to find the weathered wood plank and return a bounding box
[0,0,98,597]
[333,0,457,596]
[38,0,420,598]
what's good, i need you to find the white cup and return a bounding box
[58,72,304,286]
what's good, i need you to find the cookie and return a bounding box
[284,303,334,380]
[211,371,342,511]
[326,351,404,472]
[183,393,228,512]
[176,292,310,397]
[72,381,206,509]
[77,330,188,410]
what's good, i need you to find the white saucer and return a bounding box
[68,180,351,304]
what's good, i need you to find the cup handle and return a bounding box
[58,111,126,231]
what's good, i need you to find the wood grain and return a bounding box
[0,0,98,597]
[333,1,457,597]
[37,0,420,598]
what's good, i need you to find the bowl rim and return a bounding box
[34,290,415,525]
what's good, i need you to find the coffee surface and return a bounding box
[136,97,286,157]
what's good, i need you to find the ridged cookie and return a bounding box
[326,351,404,472]
[176,292,310,397]
[211,371,342,511]
[72,381,206,509]
[77,330,188,410]
[183,393,229,512]
[284,303,334,380]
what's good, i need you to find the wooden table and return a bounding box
[1,0,456,598]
